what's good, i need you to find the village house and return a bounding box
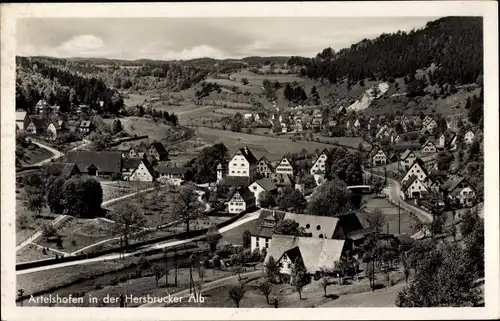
[228,147,258,178]
[248,178,278,205]
[464,129,475,145]
[275,156,294,176]
[250,209,286,252]
[422,116,438,134]
[370,147,387,167]
[76,104,90,114]
[122,158,156,182]
[283,213,346,239]
[135,143,151,159]
[353,118,361,129]
[66,151,122,177]
[116,145,133,159]
[388,151,400,163]
[26,116,48,135]
[441,175,476,207]
[46,122,58,140]
[35,99,50,115]
[42,162,81,179]
[313,170,326,186]
[79,120,94,134]
[157,164,188,185]
[391,132,401,145]
[228,187,256,214]
[401,175,429,200]
[401,158,430,187]
[399,115,410,131]
[148,142,169,161]
[429,177,443,193]
[270,173,295,191]
[256,156,274,178]
[265,235,347,281]
[15,111,30,131]
[310,149,329,175]
[421,140,438,155]
[375,124,390,139]
[399,149,417,169]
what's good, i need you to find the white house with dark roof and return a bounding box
[283,213,345,239]
[256,156,274,178]
[310,149,329,175]
[228,147,258,178]
[16,111,30,131]
[375,124,390,139]
[401,175,428,200]
[370,148,387,167]
[275,156,294,176]
[248,178,278,205]
[441,175,476,206]
[265,235,347,278]
[464,129,475,145]
[122,158,156,182]
[400,149,417,169]
[251,209,286,252]
[157,164,188,185]
[148,142,169,161]
[313,170,326,186]
[228,187,256,214]
[79,120,93,133]
[401,158,429,187]
[421,140,438,155]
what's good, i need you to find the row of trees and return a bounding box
[16,57,124,115]
[288,17,482,86]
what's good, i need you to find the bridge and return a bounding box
[347,185,373,194]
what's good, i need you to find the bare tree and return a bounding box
[152,264,165,288]
[108,202,146,254]
[257,279,272,304]
[320,276,329,297]
[171,185,204,234]
[198,265,206,283]
[228,281,246,308]
[367,208,386,234]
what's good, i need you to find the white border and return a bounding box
[1,2,498,320]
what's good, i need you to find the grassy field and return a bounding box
[101,182,135,202]
[220,219,256,245]
[16,243,55,263]
[34,217,121,254]
[192,127,336,162]
[362,197,413,235]
[123,93,151,107]
[18,144,54,166]
[16,187,58,245]
[213,108,254,115]
[112,116,176,142]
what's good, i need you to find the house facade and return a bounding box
[421,140,437,155]
[371,149,387,167]
[66,151,122,178]
[228,147,258,178]
[401,158,429,187]
[250,209,285,252]
[310,150,328,175]
[464,130,475,145]
[248,178,278,205]
[402,175,428,200]
[400,149,417,169]
[441,176,476,206]
[256,156,274,178]
[275,157,294,176]
[16,112,30,131]
[157,165,188,185]
[228,187,255,214]
[148,142,169,161]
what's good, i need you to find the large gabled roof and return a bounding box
[232,147,258,165]
[251,178,278,192]
[441,175,475,193]
[283,212,339,239]
[66,151,122,173]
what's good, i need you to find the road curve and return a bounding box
[16,209,262,275]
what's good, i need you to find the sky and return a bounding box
[17,17,438,61]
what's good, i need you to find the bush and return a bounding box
[109,277,119,286]
[94,282,103,290]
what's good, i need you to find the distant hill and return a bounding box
[288,17,483,86]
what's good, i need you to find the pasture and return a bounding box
[110,116,177,142]
[362,197,413,235]
[192,127,336,162]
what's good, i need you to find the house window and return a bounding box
[265,239,269,248]
[306,224,310,229]
[316,225,321,231]
[253,186,257,190]
[319,234,324,238]
[256,239,259,248]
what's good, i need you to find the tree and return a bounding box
[258,279,272,304]
[241,78,249,85]
[283,83,294,101]
[46,177,66,214]
[464,217,484,278]
[258,191,276,208]
[198,264,206,283]
[242,230,252,249]
[112,119,123,134]
[307,179,353,216]
[138,256,151,271]
[320,276,329,297]
[108,202,146,253]
[26,191,46,216]
[171,185,204,234]
[277,186,307,212]
[228,281,246,308]
[436,151,454,172]
[264,256,279,283]
[152,264,164,288]
[402,257,411,283]
[291,257,308,299]
[273,219,305,236]
[206,227,222,254]
[366,208,386,233]
[186,143,229,184]
[366,261,376,292]
[62,177,103,218]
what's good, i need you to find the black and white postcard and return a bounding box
[1,2,498,320]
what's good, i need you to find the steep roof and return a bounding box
[337,212,365,235]
[79,120,92,128]
[393,142,421,152]
[29,116,48,130]
[66,151,122,173]
[265,235,346,273]
[252,178,278,192]
[251,209,287,238]
[219,176,252,188]
[232,187,255,202]
[149,142,168,155]
[43,162,80,178]
[233,147,258,165]
[283,213,339,239]
[123,158,142,170]
[16,111,27,121]
[409,158,429,176]
[157,164,188,175]
[441,175,474,193]
[399,149,414,160]
[401,175,419,192]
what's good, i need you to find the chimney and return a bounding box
[272,209,276,219]
[244,146,249,154]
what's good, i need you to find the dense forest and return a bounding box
[16,57,123,115]
[288,17,483,86]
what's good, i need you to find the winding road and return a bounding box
[16,209,262,275]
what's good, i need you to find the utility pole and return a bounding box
[397,160,401,235]
[18,289,24,307]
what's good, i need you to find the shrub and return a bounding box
[94,282,103,290]
[109,277,119,286]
